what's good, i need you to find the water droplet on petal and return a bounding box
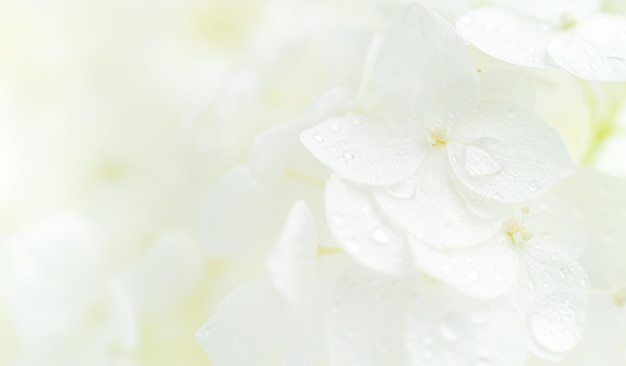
[313,134,324,143]
[371,228,390,243]
[459,16,475,26]
[440,321,458,342]
[342,151,355,161]
[580,278,588,288]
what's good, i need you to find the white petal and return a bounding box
[406,281,528,366]
[549,32,626,81]
[300,114,426,186]
[325,175,415,275]
[196,280,284,366]
[106,278,138,352]
[266,201,319,303]
[374,151,502,250]
[283,299,325,366]
[488,0,600,23]
[477,64,535,109]
[457,7,557,68]
[411,238,520,299]
[547,169,626,288]
[560,293,626,365]
[449,101,575,202]
[517,244,589,355]
[251,89,342,182]
[376,4,479,131]
[548,17,626,81]
[326,264,412,366]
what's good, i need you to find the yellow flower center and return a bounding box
[501,208,533,248]
[560,12,577,30]
[427,123,449,146]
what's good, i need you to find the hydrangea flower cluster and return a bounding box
[1,1,626,365]
[197,3,626,366]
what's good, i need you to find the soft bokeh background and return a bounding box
[0,1,624,365]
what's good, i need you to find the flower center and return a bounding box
[427,122,449,146]
[501,208,533,248]
[614,288,626,307]
[560,12,577,30]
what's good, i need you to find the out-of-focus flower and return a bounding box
[457,0,626,81]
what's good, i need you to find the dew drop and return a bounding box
[459,16,475,26]
[528,181,539,192]
[327,146,338,153]
[313,134,324,143]
[398,147,406,155]
[371,228,390,243]
[342,151,355,161]
[440,322,458,342]
[580,278,588,289]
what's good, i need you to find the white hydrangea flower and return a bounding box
[543,169,626,365]
[327,263,529,366]
[197,201,343,366]
[457,0,626,81]
[326,171,590,359]
[302,4,574,251]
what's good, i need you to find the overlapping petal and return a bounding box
[457,8,557,68]
[300,114,426,186]
[376,4,480,132]
[406,281,529,366]
[410,238,520,299]
[374,152,503,250]
[548,16,626,81]
[195,280,284,366]
[325,175,415,275]
[449,101,575,202]
[326,264,412,366]
[266,201,319,303]
[517,243,589,355]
